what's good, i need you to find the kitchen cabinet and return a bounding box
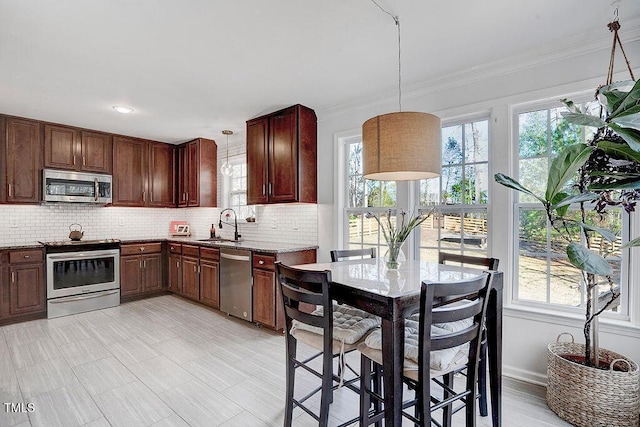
[113,137,175,207]
[199,247,219,309]
[120,243,163,299]
[44,124,112,173]
[251,249,316,330]
[177,138,217,207]
[181,245,200,300]
[246,104,317,205]
[167,243,182,294]
[0,249,46,321]
[0,116,42,203]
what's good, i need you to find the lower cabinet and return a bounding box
[0,248,46,323]
[252,249,316,331]
[120,243,163,299]
[168,244,220,308]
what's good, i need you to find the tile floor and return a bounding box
[0,295,570,426]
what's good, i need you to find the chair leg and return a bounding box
[284,335,297,427]
[478,339,489,417]
[360,354,372,426]
[442,372,454,427]
[319,348,333,426]
[373,363,383,427]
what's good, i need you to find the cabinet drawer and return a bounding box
[182,245,200,258]
[9,249,43,264]
[120,243,162,256]
[200,247,219,261]
[168,243,182,254]
[253,253,276,270]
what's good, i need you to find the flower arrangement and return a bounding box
[367,209,432,269]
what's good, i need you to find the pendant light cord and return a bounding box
[371,0,402,112]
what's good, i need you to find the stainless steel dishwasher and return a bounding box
[219,248,253,321]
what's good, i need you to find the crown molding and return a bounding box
[318,17,640,122]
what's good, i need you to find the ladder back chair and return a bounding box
[330,247,377,262]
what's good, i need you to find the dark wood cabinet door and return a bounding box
[199,259,219,308]
[81,131,112,173]
[186,141,199,206]
[269,108,298,203]
[177,145,188,207]
[5,118,41,203]
[8,264,45,316]
[44,124,78,170]
[253,268,276,328]
[142,254,162,292]
[120,256,143,296]
[113,136,147,206]
[148,142,175,207]
[246,117,269,205]
[168,254,182,293]
[181,257,200,300]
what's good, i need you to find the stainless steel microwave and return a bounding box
[42,169,112,203]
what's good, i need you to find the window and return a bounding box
[344,135,397,255]
[417,117,491,262]
[227,162,253,220]
[514,101,628,315]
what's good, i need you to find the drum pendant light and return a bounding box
[362,5,441,181]
[220,130,234,177]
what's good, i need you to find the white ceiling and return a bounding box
[1,0,639,144]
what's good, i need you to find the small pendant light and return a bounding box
[220,130,234,177]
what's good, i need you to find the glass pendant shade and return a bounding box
[220,160,233,176]
[362,112,442,181]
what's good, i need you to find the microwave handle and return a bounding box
[94,178,99,202]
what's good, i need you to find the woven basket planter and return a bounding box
[547,333,640,427]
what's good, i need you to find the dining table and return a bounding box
[298,257,503,426]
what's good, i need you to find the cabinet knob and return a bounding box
[24,255,30,259]
[258,260,265,265]
[140,247,145,252]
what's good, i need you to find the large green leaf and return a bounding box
[545,144,593,202]
[609,124,640,152]
[621,236,640,250]
[580,224,617,242]
[589,178,640,190]
[560,98,583,114]
[550,192,570,217]
[601,90,628,114]
[597,140,640,162]
[561,112,606,128]
[494,173,546,204]
[566,243,613,275]
[610,111,640,131]
[609,79,640,119]
[550,192,598,210]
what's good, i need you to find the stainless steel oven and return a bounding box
[43,241,120,318]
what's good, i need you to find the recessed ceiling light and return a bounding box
[112,105,134,114]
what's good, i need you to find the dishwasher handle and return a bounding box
[220,252,251,262]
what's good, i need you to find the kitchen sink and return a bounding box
[197,238,243,243]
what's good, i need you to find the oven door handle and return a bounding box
[47,250,118,260]
[48,290,119,303]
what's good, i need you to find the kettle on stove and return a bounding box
[69,223,84,241]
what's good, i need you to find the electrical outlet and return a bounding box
[292,219,299,230]
[9,218,18,228]
[118,217,125,226]
[270,219,277,229]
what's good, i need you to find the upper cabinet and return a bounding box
[176,138,217,207]
[113,137,176,207]
[0,116,42,203]
[44,124,112,173]
[246,104,317,205]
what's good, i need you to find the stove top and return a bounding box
[39,239,121,247]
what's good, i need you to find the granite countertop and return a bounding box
[0,238,317,254]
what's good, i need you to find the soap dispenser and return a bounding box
[210,224,216,239]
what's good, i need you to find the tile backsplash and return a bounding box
[0,203,318,247]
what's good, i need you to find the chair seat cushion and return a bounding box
[291,329,362,354]
[291,304,381,345]
[363,316,471,372]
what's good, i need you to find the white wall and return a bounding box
[314,29,640,383]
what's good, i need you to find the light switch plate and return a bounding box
[270,219,277,229]
[9,218,18,228]
[292,219,298,230]
[118,217,125,226]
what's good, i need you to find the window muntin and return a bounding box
[228,162,252,219]
[417,118,490,262]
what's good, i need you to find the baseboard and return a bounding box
[503,364,547,387]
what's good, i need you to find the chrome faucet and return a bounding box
[218,208,241,241]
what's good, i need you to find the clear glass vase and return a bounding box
[384,241,406,270]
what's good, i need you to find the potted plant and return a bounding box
[495,77,640,426]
